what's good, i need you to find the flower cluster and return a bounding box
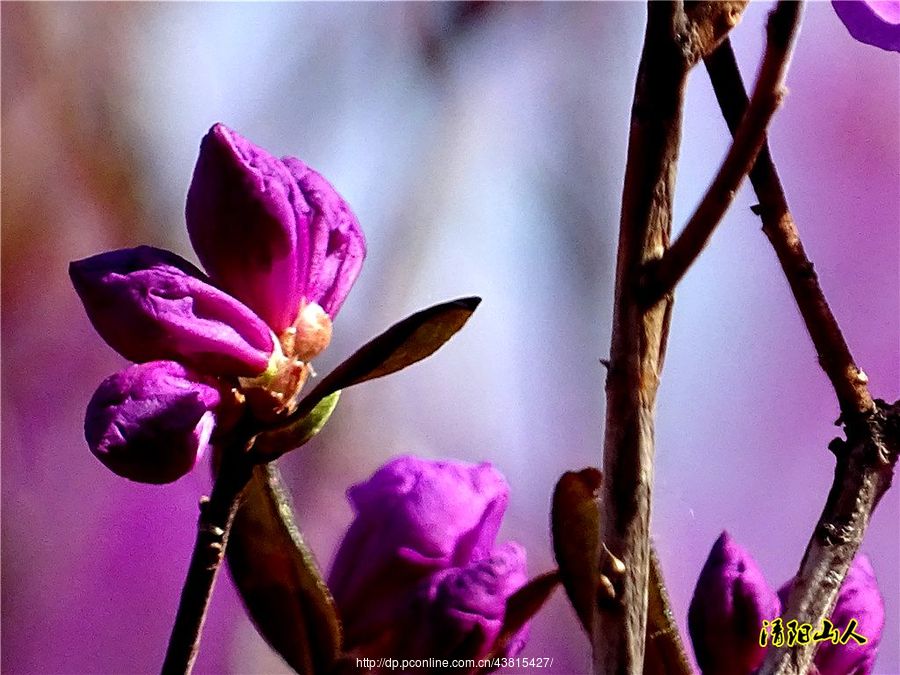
[328,456,529,670]
[71,124,365,483]
[689,532,884,675]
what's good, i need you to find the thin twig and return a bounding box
[641,2,803,307]
[161,444,254,675]
[704,34,899,675]
[703,37,873,418]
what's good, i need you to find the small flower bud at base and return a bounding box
[280,302,333,362]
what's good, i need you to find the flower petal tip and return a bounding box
[833,1,900,52]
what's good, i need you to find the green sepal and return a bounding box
[253,391,341,460]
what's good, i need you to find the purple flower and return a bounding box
[186,123,365,334]
[833,1,900,52]
[85,361,227,484]
[70,246,275,377]
[688,532,781,675]
[72,124,366,482]
[406,542,529,662]
[328,456,528,663]
[778,555,884,675]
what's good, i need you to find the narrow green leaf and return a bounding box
[289,297,481,422]
[479,571,560,671]
[551,468,603,634]
[227,464,341,675]
[252,391,341,460]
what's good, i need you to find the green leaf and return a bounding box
[479,571,560,671]
[289,297,481,422]
[252,391,341,460]
[227,464,342,675]
[551,468,603,634]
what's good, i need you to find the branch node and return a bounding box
[827,437,847,458]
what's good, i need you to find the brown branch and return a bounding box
[595,2,689,672]
[703,37,873,418]
[161,443,254,675]
[762,402,900,675]
[704,33,899,675]
[642,2,802,307]
[594,3,757,672]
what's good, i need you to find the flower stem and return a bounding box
[161,443,254,675]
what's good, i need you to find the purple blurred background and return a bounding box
[2,3,897,673]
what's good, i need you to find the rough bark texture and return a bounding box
[761,403,900,674]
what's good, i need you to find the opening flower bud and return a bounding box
[329,456,522,656]
[85,361,226,484]
[279,302,333,362]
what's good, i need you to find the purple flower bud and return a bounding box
[407,542,529,662]
[689,532,780,675]
[85,361,226,483]
[833,1,900,52]
[778,555,884,675]
[186,124,365,333]
[328,456,517,653]
[70,246,275,376]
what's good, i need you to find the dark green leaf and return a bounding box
[227,464,341,675]
[290,297,480,421]
[252,391,341,460]
[551,468,603,634]
[479,571,560,672]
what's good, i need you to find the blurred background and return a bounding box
[2,2,897,673]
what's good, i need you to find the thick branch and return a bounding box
[595,3,689,673]
[161,445,254,675]
[595,3,755,672]
[760,401,900,674]
[704,38,874,418]
[642,2,802,307]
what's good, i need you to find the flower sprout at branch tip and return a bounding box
[832,1,900,52]
[689,532,884,675]
[328,456,530,671]
[70,123,366,483]
[688,531,780,675]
